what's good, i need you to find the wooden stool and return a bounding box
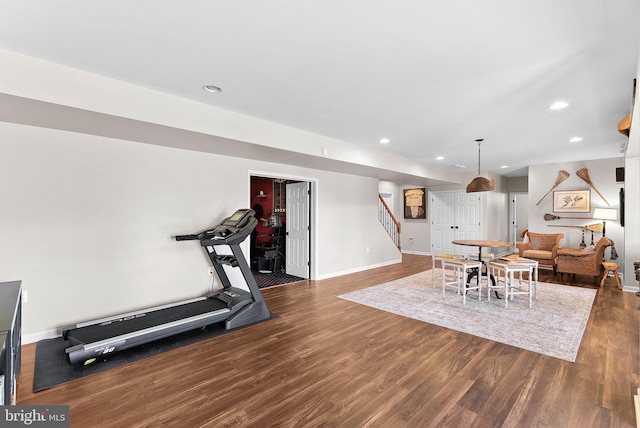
[441,259,484,304]
[500,255,539,299]
[431,253,464,287]
[601,262,622,289]
[487,260,533,308]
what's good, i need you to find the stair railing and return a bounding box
[378,194,401,250]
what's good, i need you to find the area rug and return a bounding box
[338,270,596,362]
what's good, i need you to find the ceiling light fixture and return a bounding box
[203,85,222,93]
[379,138,390,144]
[549,101,569,110]
[569,137,583,143]
[466,138,495,193]
[436,156,444,160]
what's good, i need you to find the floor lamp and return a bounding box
[593,208,618,265]
[593,208,617,237]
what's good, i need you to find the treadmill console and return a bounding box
[175,209,257,244]
[205,209,256,239]
[222,208,254,228]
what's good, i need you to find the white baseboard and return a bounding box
[401,250,430,256]
[23,328,60,344]
[316,258,401,280]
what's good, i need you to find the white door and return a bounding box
[455,192,481,241]
[430,191,481,258]
[286,182,310,278]
[509,192,529,244]
[430,192,456,255]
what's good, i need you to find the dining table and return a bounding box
[451,239,515,297]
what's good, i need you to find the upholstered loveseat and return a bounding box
[515,232,564,270]
[555,237,612,283]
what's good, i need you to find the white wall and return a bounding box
[0,122,399,339]
[483,175,510,242]
[528,157,625,268]
[622,55,640,288]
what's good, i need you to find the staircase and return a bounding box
[378,194,401,250]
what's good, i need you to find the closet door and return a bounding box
[430,191,481,258]
[431,192,456,255]
[455,192,481,242]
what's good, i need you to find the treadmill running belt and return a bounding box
[67,298,229,344]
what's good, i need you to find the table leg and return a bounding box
[466,268,500,299]
[470,246,500,298]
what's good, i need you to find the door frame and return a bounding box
[248,170,318,280]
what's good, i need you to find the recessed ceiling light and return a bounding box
[549,101,569,110]
[453,164,467,169]
[379,138,390,144]
[500,165,508,169]
[569,136,583,143]
[436,156,444,160]
[203,85,222,93]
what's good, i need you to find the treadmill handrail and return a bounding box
[175,234,199,241]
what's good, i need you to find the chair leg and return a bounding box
[442,267,447,298]
[431,264,435,286]
[442,265,461,298]
[505,271,513,308]
[462,270,467,304]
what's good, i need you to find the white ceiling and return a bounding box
[0,1,638,178]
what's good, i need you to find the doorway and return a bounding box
[509,192,529,244]
[249,172,315,286]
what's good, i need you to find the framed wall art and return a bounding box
[553,189,591,213]
[403,188,426,219]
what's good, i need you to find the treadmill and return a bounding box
[63,208,271,365]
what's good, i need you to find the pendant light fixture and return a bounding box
[466,138,495,193]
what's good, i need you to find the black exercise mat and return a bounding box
[33,315,276,392]
[253,271,304,288]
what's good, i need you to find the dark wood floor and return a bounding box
[16,254,640,427]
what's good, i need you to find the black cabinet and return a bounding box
[0,280,22,405]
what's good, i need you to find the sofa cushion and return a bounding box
[522,249,554,260]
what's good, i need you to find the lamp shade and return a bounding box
[466,176,495,193]
[593,208,617,221]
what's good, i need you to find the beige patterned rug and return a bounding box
[338,269,596,362]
